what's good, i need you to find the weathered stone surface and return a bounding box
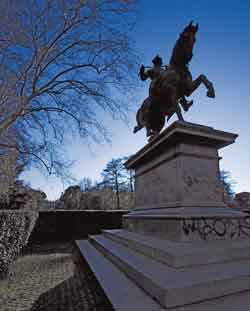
[123,207,250,241]
[76,239,165,311]
[77,234,250,310]
[125,121,238,210]
[87,234,250,309]
[76,122,250,309]
[103,229,250,267]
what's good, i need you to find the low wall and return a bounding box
[28,210,129,245]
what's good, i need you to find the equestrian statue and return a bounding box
[133,21,215,139]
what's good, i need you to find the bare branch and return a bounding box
[0,0,138,180]
[24,106,82,127]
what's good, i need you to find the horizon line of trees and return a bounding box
[56,162,242,211]
[57,156,135,210]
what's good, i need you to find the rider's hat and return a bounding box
[152,54,163,65]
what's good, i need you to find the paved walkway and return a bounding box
[0,242,113,311]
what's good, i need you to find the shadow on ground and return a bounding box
[31,244,114,311]
[0,242,113,311]
[31,257,114,311]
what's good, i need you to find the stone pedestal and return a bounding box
[124,121,250,242]
[126,121,237,210]
[76,122,250,310]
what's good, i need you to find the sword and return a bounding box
[138,65,168,76]
[142,65,167,69]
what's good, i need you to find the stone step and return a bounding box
[75,239,164,311]
[102,229,250,267]
[89,234,250,309]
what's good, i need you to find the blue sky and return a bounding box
[21,0,250,199]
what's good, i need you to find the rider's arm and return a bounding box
[139,65,152,81]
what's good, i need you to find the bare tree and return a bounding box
[79,177,93,192]
[122,155,134,192]
[0,0,138,177]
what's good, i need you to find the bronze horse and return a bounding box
[133,21,215,139]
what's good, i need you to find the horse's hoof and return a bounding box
[207,89,215,98]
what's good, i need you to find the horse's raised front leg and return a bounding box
[186,74,215,98]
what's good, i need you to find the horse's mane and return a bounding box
[169,24,197,71]
[169,34,190,70]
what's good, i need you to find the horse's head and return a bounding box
[181,21,198,62]
[170,21,199,68]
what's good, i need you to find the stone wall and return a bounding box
[28,210,128,245]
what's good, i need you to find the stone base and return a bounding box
[103,228,250,268]
[76,223,250,310]
[123,207,250,241]
[75,122,250,309]
[125,121,238,210]
[75,208,250,309]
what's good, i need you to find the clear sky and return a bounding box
[21,0,250,200]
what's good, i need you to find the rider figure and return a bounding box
[139,55,193,112]
[139,54,165,98]
[136,55,165,137]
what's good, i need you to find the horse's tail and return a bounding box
[133,108,143,133]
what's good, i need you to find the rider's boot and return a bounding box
[133,125,141,133]
[146,128,151,137]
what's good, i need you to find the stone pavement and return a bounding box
[0,242,113,311]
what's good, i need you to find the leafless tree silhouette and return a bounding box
[0,0,138,178]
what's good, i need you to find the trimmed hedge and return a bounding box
[0,210,38,278]
[28,210,129,245]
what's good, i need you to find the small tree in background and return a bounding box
[57,156,135,210]
[122,155,135,192]
[219,169,237,201]
[79,177,93,192]
[101,158,127,209]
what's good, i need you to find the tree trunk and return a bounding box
[0,97,28,138]
[129,170,134,192]
[115,174,120,209]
